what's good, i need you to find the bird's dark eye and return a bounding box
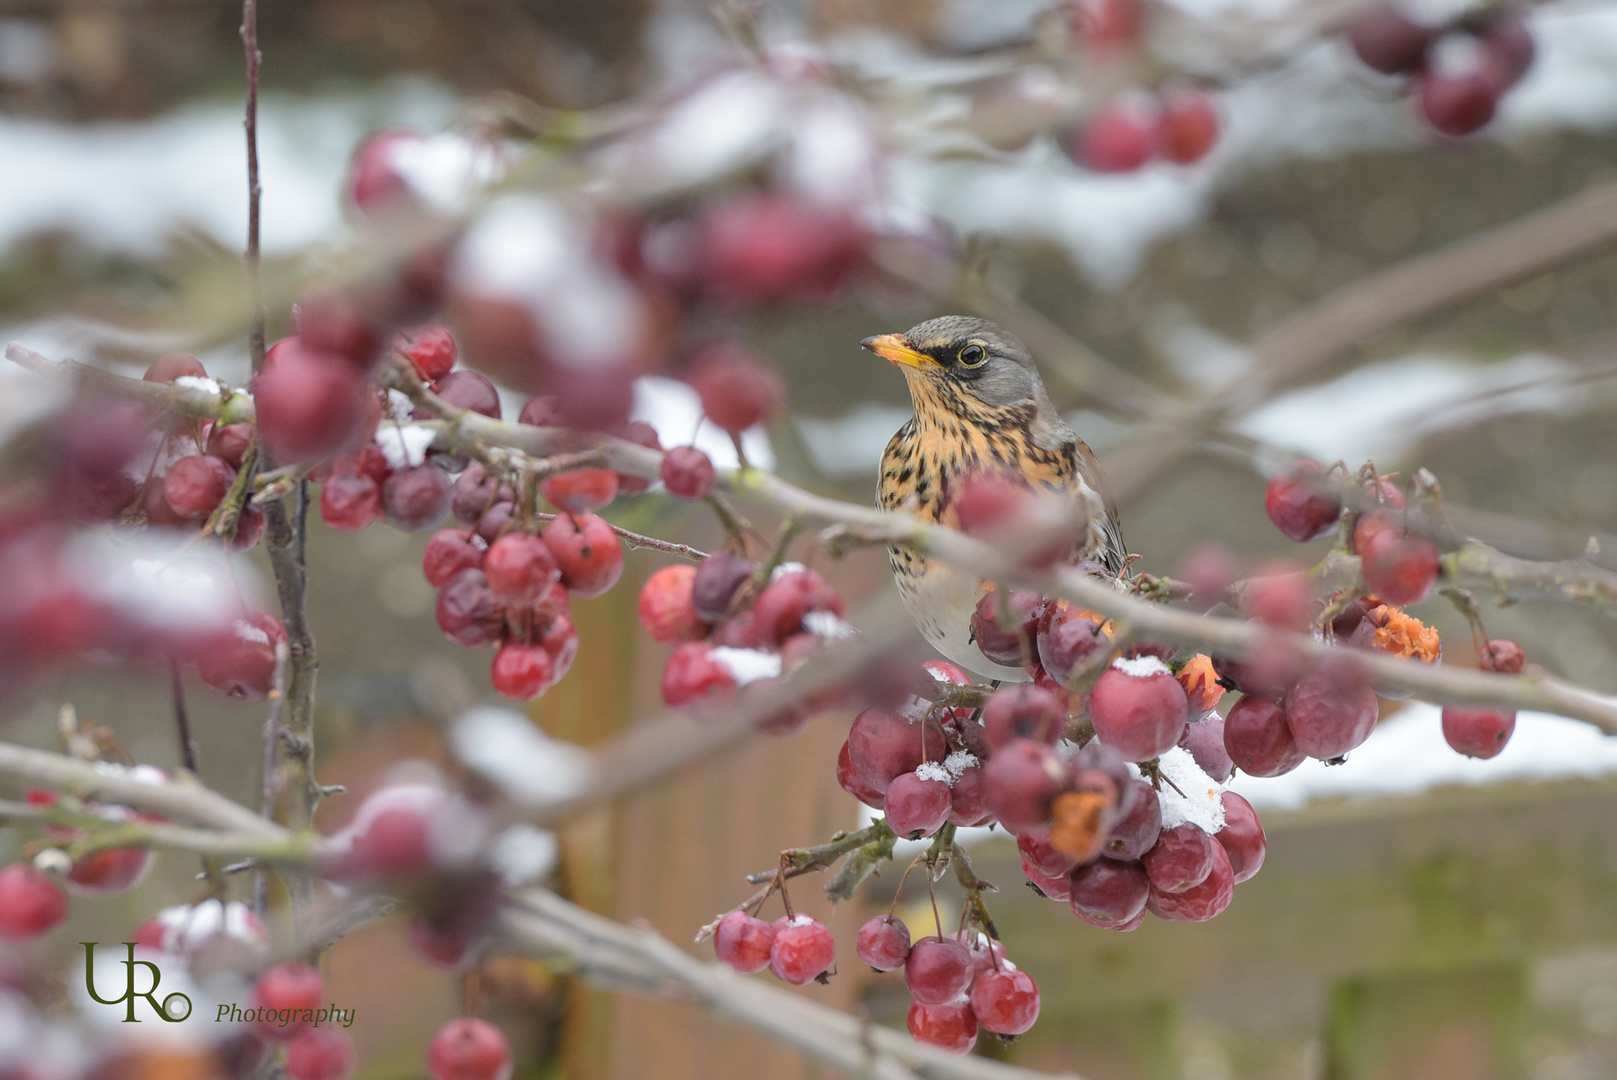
[958,344,986,368]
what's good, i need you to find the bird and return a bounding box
[861,315,1125,683]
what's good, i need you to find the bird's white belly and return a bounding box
[893,558,1032,684]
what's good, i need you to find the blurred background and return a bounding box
[4,0,1617,1078]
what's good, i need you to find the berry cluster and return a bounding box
[1345,4,1535,136]
[866,922,1040,1053]
[1071,88,1221,173]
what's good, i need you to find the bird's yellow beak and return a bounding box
[861,333,938,371]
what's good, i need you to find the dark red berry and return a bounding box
[769,915,835,985]
[1179,713,1234,783]
[254,963,323,1041]
[751,568,841,647]
[320,471,381,532]
[1157,88,1219,165]
[1074,100,1157,172]
[1360,529,1440,606]
[400,324,458,381]
[946,763,990,826]
[539,612,579,682]
[450,463,513,527]
[423,530,486,589]
[692,552,754,623]
[252,339,367,463]
[1146,840,1234,922]
[1284,662,1379,759]
[65,843,151,897]
[1479,639,1525,674]
[982,738,1065,833]
[855,915,911,972]
[435,569,504,646]
[0,864,67,940]
[1069,856,1150,928]
[542,513,624,598]
[661,642,736,706]
[205,423,254,468]
[1441,705,1516,759]
[687,345,784,435]
[434,370,501,420]
[661,446,716,499]
[426,1017,511,1080]
[1036,604,1110,683]
[837,741,886,809]
[971,586,1045,667]
[1223,694,1306,777]
[714,910,776,973]
[983,685,1065,749]
[540,470,618,515]
[971,968,1041,1036]
[1142,823,1216,894]
[518,396,562,427]
[1100,777,1161,860]
[638,564,706,645]
[295,292,383,370]
[1021,854,1072,901]
[1348,5,1436,74]
[885,770,952,839]
[1265,459,1341,542]
[1087,658,1189,761]
[1018,826,1078,880]
[1216,791,1266,884]
[904,936,973,1005]
[1245,568,1312,632]
[1416,45,1502,137]
[906,1000,978,1055]
[847,707,943,795]
[1483,9,1535,87]
[163,455,236,520]
[381,465,452,533]
[697,195,866,304]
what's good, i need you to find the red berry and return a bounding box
[205,422,254,468]
[436,569,503,646]
[769,915,835,985]
[1074,100,1157,172]
[144,352,207,382]
[687,345,784,435]
[885,770,952,840]
[254,963,324,1041]
[163,455,236,520]
[400,324,458,381]
[542,513,624,599]
[423,530,487,589]
[907,1000,978,1054]
[1360,529,1440,606]
[65,845,152,897]
[410,914,473,970]
[1483,9,1535,87]
[983,738,1065,832]
[295,292,383,370]
[661,642,736,706]
[286,1030,355,1080]
[638,564,707,645]
[1245,568,1312,632]
[252,339,368,463]
[434,370,501,420]
[1348,5,1436,74]
[951,470,1029,537]
[1416,46,1502,137]
[1100,777,1161,860]
[320,471,381,532]
[1036,603,1110,684]
[947,764,990,826]
[484,534,560,605]
[1142,823,1216,894]
[1021,853,1072,901]
[904,936,973,1005]
[1087,658,1189,761]
[197,611,287,701]
[847,707,941,795]
[540,470,619,515]
[837,741,885,808]
[1070,0,1140,48]
[1283,662,1379,759]
[751,568,841,647]
[697,196,866,304]
[971,587,1045,667]
[427,1017,512,1080]
[1146,839,1234,922]
[539,612,579,682]
[982,686,1064,750]
[855,916,911,971]
[1018,827,1079,880]
[1179,713,1234,783]
[342,801,432,878]
[1479,639,1525,675]
[491,643,554,700]
[1441,705,1516,759]
[1223,694,1306,777]
[1216,791,1266,884]
[714,910,777,973]
[661,446,716,499]
[1157,88,1219,165]
[1265,460,1341,542]
[381,465,452,533]
[0,864,67,940]
[1212,633,1306,702]
[971,968,1041,1036]
[1069,856,1150,928]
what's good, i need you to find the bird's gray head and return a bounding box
[860,316,1044,410]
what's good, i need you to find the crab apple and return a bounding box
[856,916,912,972]
[1361,529,1440,606]
[983,685,1065,749]
[964,934,1008,979]
[905,936,973,1005]
[541,470,618,514]
[950,470,1028,537]
[613,420,662,496]
[1157,88,1219,165]
[1284,662,1379,759]
[198,612,287,700]
[144,352,207,382]
[1022,854,1072,900]
[253,339,368,462]
[542,513,624,598]
[232,502,267,552]
[142,479,186,527]
[65,844,152,897]
[1070,856,1150,928]
[294,291,385,370]
[1352,510,1400,557]
[433,370,502,420]
[1347,5,1436,74]
[1101,778,1162,860]
[286,1030,355,1080]
[319,469,382,531]
[1088,657,1189,761]
[752,568,842,647]
[1212,631,1307,701]
[714,910,776,973]
[427,1018,513,1080]
[382,465,452,533]
[539,612,579,682]
[638,564,706,644]
[1179,713,1235,783]
[837,742,885,808]
[907,1000,978,1055]
[1480,639,1526,674]
[423,530,486,589]
[692,552,754,623]
[697,195,867,304]
[970,586,1044,667]
[1484,9,1535,87]
[476,502,515,543]
[490,644,554,700]
[400,324,458,381]
[0,865,67,940]
[1073,98,1157,172]
[1417,65,1500,137]
[662,642,737,706]
[1266,459,1341,542]
[1217,791,1267,883]
[1224,694,1306,777]
[687,345,785,435]
[162,455,235,520]
[1037,604,1110,682]
[450,464,513,527]
[1142,824,1217,894]
[205,422,254,468]
[1146,840,1234,922]
[436,569,504,646]
[769,916,836,985]
[483,534,559,605]
[254,963,324,1041]
[1018,827,1079,880]
[661,446,716,499]
[972,969,1040,1036]
[409,914,475,970]
[983,738,1065,832]
[1441,705,1516,759]
[885,770,952,839]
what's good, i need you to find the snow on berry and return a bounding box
[374,424,438,471]
[1149,746,1226,834]
[662,642,739,706]
[768,914,835,985]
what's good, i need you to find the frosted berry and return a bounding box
[1069,856,1149,928]
[971,586,1044,667]
[638,564,707,645]
[907,1000,978,1055]
[540,470,618,515]
[1142,823,1216,894]
[1361,529,1440,606]
[1441,705,1515,759]
[436,569,503,646]
[1416,38,1503,136]
[1146,840,1234,922]
[252,339,367,462]
[382,465,452,533]
[0,864,67,940]
[427,1017,512,1080]
[661,446,716,499]
[423,530,486,589]
[714,910,776,973]
[490,644,554,700]
[855,916,910,971]
[752,568,841,647]
[1157,88,1219,165]
[947,764,989,826]
[687,345,784,435]
[163,455,236,520]
[1266,460,1340,542]
[1074,100,1157,172]
[400,324,458,381]
[484,534,560,605]
[434,370,501,420]
[1284,662,1379,759]
[661,642,737,706]
[286,1030,355,1080]
[904,936,972,1005]
[1101,777,1161,860]
[1216,791,1266,883]
[971,968,1041,1036]
[1223,695,1306,777]
[144,352,207,382]
[983,738,1065,832]
[769,915,835,985]
[884,770,951,839]
[1348,5,1436,73]
[1087,657,1189,761]
[542,513,624,598]
[1036,604,1110,683]
[1179,712,1234,783]
[254,963,323,1041]
[983,685,1065,749]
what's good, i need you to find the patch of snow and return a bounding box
[1146,746,1227,833]
[373,423,438,470]
[489,824,560,886]
[803,610,856,639]
[915,761,952,783]
[710,647,783,685]
[943,749,979,780]
[449,707,593,807]
[171,375,220,395]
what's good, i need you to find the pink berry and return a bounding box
[661,446,716,500]
[0,864,67,941]
[540,470,619,515]
[517,395,562,427]
[475,502,515,544]
[1361,529,1440,606]
[1223,695,1306,777]
[847,708,942,795]
[1100,778,1161,860]
[435,569,503,646]
[1070,0,1140,48]
[1483,9,1535,87]
[1069,857,1150,928]
[946,764,989,826]
[661,642,736,706]
[837,741,886,809]
[971,968,1041,1036]
[1347,5,1436,74]
[423,530,487,589]
[539,611,579,682]
[163,455,236,520]
[885,770,952,840]
[904,936,973,1005]
[714,910,776,973]
[1416,44,1502,137]
[983,686,1065,749]
[855,916,911,971]
[906,1000,978,1054]
[751,568,842,647]
[381,465,453,533]
[1245,569,1312,632]
[687,345,784,435]
[144,352,207,382]
[638,564,707,645]
[697,195,866,304]
[400,324,458,381]
[950,470,1028,537]
[286,1030,355,1080]
[451,464,513,527]
[1265,459,1341,542]
[1146,840,1234,923]
[983,738,1065,833]
[252,338,368,463]
[1142,824,1216,894]
[769,916,835,985]
[427,1017,513,1080]
[1441,705,1516,759]
[1087,658,1189,761]
[343,804,430,878]
[320,470,381,531]
[206,422,254,468]
[542,513,624,599]
[1157,88,1219,165]
[197,611,287,701]
[434,370,501,420]
[1074,100,1157,172]
[490,643,554,700]
[484,533,560,605]
[1179,713,1234,784]
[1284,662,1379,759]
[971,587,1045,667]
[1036,604,1110,683]
[254,963,324,1041]
[1216,791,1267,884]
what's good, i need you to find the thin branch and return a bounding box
[169,659,197,776]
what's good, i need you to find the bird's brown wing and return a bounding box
[1072,436,1126,574]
